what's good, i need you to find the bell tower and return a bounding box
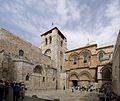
[40,27,67,89]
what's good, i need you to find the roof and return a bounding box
[41,27,67,40]
[96,45,114,50]
[66,44,97,53]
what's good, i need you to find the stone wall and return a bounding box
[112,31,120,96]
[0,28,52,65]
[65,44,114,89]
[0,28,57,90]
[40,27,67,89]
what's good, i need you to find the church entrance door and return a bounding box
[72,80,78,87]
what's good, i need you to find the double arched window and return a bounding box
[45,36,52,45]
[69,54,78,65]
[83,52,89,63]
[81,51,90,63]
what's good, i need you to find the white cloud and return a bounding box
[55,0,81,24]
[105,0,120,18]
[62,28,97,49]
[0,0,119,49]
[94,0,120,46]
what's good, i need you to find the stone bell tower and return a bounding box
[40,27,67,89]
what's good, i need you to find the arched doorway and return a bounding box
[68,72,79,87]
[79,71,92,86]
[101,67,111,81]
[72,80,78,87]
[33,65,43,74]
[32,65,44,90]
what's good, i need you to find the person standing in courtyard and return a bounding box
[20,83,25,99]
[0,80,4,101]
[13,83,20,101]
[72,86,74,92]
[6,82,13,101]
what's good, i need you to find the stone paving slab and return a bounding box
[19,96,53,101]
[25,90,100,101]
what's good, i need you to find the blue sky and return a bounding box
[0,0,120,49]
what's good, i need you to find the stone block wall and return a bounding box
[0,28,57,90]
[112,31,120,96]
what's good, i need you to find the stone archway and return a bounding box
[100,66,112,81]
[32,65,45,90]
[79,71,92,86]
[68,72,79,88]
[44,49,51,58]
[33,65,43,74]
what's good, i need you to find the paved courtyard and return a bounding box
[25,89,100,101]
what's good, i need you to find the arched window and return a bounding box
[99,52,104,61]
[60,66,62,70]
[53,77,55,81]
[83,52,89,63]
[45,38,47,45]
[73,56,78,65]
[61,41,63,47]
[44,49,51,57]
[26,73,29,81]
[43,77,45,82]
[101,68,111,80]
[49,36,52,44]
[19,50,24,56]
[60,51,63,63]
[33,65,43,74]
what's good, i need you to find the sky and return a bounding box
[0,0,120,49]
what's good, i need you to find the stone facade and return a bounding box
[0,27,116,91]
[65,44,114,89]
[112,31,120,96]
[40,27,67,89]
[0,28,57,90]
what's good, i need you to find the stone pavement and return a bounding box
[25,89,100,101]
[18,96,51,101]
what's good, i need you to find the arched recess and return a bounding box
[97,51,105,61]
[19,50,24,56]
[68,52,79,60]
[68,72,79,81]
[68,52,79,65]
[44,49,51,58]
[79,49,92,56]
[79,49,91,63]
[79,71,92,81]
[100,66,111,81]
[33,65,44,75]
[68,72,79,87]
